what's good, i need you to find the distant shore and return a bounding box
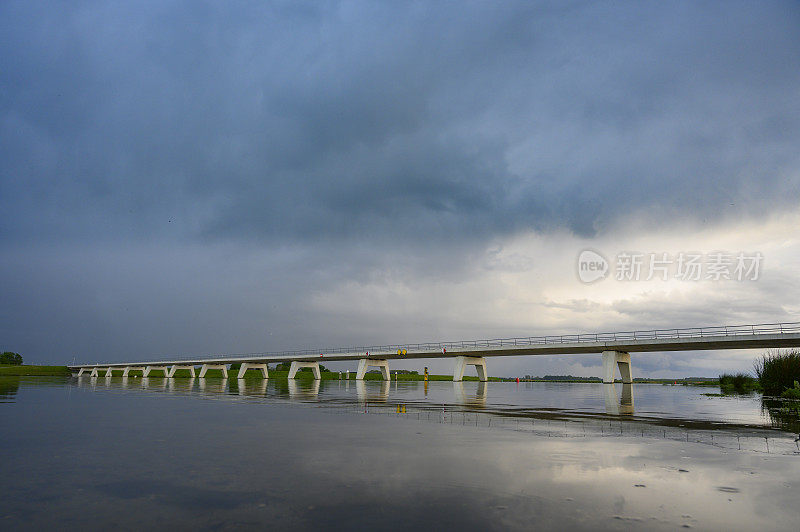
[0,364,71,376]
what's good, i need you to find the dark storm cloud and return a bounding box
[2,1,799,247]
[2,1,800,371]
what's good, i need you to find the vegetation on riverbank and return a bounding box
[0,364,71,376]
[711,350,800,411]
[780,382,800,399]
[754,350,800,396]
[1,352,23,365]
[718,373,760,394]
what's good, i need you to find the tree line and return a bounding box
[1,352,23,365]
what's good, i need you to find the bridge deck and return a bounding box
[69,322,800,369]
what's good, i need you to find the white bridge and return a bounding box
[69,322,800,383]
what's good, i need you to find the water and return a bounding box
[1,376,799,530]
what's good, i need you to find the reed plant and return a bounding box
[753,349,800,396]
[717,372,758,393]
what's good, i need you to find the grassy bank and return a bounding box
[0,364,71,376]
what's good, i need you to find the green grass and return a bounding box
[0,364,71,376]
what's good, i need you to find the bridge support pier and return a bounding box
[602,350,632,383]
[77,368,90,377]
[199,364,229,378]
[356,359,390,380]
[90,367,100,377]
[237,363,269,379]
[123,366,145,377]
[105,367,114,377]
[143,366,170,378]
[288,361,321,380]
[168,365,197,378]
[453,356,488,382]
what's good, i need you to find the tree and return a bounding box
[0,352,23,365]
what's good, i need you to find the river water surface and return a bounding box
[1,376,799,530]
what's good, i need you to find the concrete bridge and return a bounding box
[69,322,800,383]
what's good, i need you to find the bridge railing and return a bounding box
[78,321,800,366]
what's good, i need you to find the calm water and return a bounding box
[2,376,799,531]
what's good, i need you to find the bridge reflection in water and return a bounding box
[72,375,800,455]
[604,383,634,415]
[75,376,647,420]
[356,379,390,402]
[288,378,321,399]
[453,381,487,407]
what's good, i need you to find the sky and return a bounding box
[1,1,799,377]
